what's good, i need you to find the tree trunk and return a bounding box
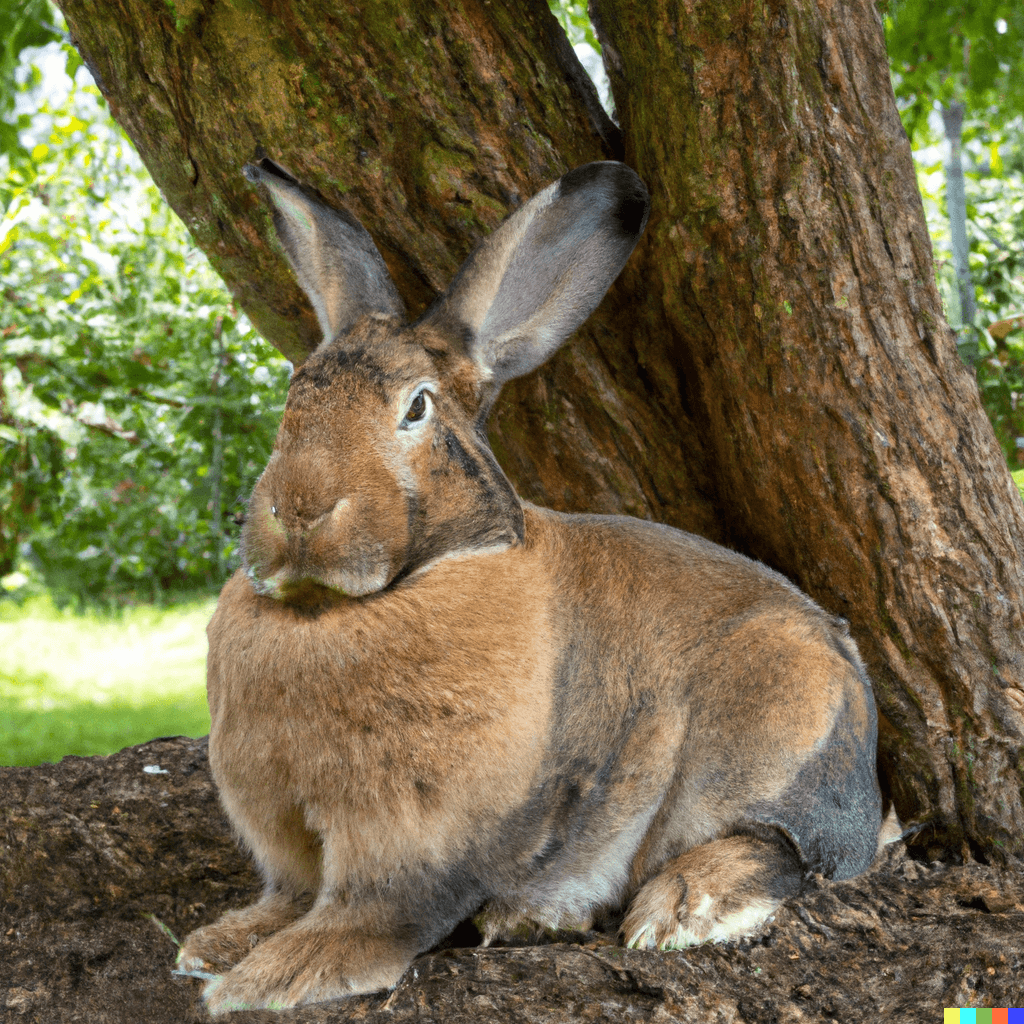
[53,0,1024,860]
[940,100,977,360]
[0,375,22,577]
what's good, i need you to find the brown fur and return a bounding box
[178,160,884,1014]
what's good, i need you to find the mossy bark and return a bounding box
[54,0,1024,859]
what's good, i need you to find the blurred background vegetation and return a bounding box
[1,0,1022,765]
[0,2,290,606]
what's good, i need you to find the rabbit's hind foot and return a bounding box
[177,887,307,974]
[622,831,803,951]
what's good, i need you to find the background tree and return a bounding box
[885,0,1024,360]
[0,0,61,168]
[46,0,1024,861]
[886,1,1024,466]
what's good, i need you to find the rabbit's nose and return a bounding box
[277,496,350,534]
[313,497,352,533]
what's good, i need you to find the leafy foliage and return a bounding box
[548,0,609,113]
[914,116,1024,456]
[884,2,1024,466]
[884,0,1024,144]
[548,0,601,52]
[0,0,65,169]
[967,148,1024,464]
[1,48,289,602]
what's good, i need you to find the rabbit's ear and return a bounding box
[428,162,649,387]
[244,159,405,344]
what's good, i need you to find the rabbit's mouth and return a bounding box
[241,489,408,601]
[247,549,393,601]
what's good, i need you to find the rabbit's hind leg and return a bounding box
[177,885,309,974]
[622,830,803,950]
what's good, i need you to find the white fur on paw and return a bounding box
[172,963,221,982]
[202,975,290,1016]
[625,895,778,951]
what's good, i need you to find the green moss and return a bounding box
[271,31,298,61]
[473,193,511,230]
[364,72,398,103]
[162,0,202,33]
[952,757,976,819]
[412,142,490,229]
[299,69,327,116]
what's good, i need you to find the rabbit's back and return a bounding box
[540,509,880,884]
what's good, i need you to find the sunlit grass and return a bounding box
[0,593,216,766]
[1014,469,1024,502]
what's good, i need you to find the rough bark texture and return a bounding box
[0,376,40,579]
[49,0,1024,858]
[3,739,1024,1023]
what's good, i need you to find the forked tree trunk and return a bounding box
[591,0,1024,859]
[55,0,1024,860]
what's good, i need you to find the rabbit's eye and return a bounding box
[402,389,431,426]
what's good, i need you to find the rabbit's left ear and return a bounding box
[244,159,405,344]
[424,162,649,387]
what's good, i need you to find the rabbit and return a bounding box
[176,158,884,1014]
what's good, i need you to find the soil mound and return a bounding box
[2,737,1021,1022]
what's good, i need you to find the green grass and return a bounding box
[1014,469,1024,502]
[0,593,216,766]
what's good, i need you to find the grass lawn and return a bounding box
[0,594,216,767]
[1015,468,1024,502]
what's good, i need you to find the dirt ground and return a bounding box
[2,736,1022,1023]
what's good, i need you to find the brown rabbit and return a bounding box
[177,159,885,1014]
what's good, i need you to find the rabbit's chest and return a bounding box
[206,565,558,840]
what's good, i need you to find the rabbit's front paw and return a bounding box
[178,890,306,973]
[622,834,802,950]
[202,912,415,1014]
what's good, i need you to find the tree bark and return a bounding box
[0,375,22,576]
[52,0,1024,859]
